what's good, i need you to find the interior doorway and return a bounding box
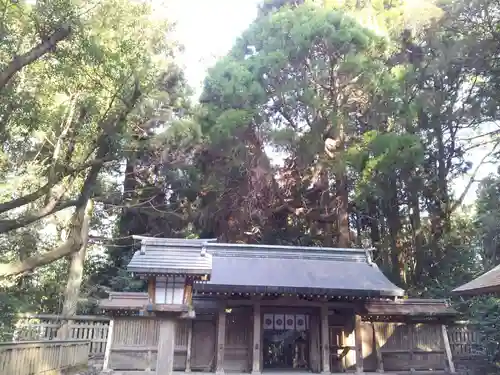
[262,313,310,371]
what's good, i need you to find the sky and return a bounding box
[167,0,261,97]
[166,0,498,206]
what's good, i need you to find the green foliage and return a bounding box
[475,171,500,267]
[455,296,500,371]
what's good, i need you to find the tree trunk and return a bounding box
[384,181,403,286]
[408,176,424,286]
[336,172,350,247]
[367,197,380,248]
[58,200,93,339]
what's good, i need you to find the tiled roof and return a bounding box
[194,243,404,297]
[452,264,500,295]
[127,237,216,276]
[126,238,404,297]
[99,292,149,310]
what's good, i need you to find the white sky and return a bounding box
[167,0,497,205]
[167,0,260,97]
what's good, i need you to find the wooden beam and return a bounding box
[354,314,363,374]
[251,302,261,374]
[441,324,456,373]
[320,305,330,373]
[102,318,114,373]
[226,298,360,310]
[372,322,384,373]
[216,309,226,374]
[185,320,193,372]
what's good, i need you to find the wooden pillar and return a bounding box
[186,320,193,372]
[372,322,384,373]
[156,317,177,375]
[408,323,415,371]
[441,324,455,373]
[183,277,193,305]
[252,302,261,374]
[216,309,226,375]
[309,312,321,372]
[148,277,156,304]
[340,329,346,372]
[320,306,330,373]
[146,318,155,372]
[354,315,363,374]
[102,318,114,373]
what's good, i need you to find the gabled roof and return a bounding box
[127,237,216,276]
[195,243,404,297]
[126,237,404,298]
[452,264,500,295]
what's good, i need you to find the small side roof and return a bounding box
[364,299,457,318]
[127,237,216,276]
[452,264,500,295]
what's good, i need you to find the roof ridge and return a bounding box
[210,250,366,262]
[207,242,367,253]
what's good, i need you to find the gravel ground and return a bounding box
[64,358,103,375]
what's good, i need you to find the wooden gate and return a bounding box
[224,309,251,372]
[329,325,348,372]
[191,318,216,371]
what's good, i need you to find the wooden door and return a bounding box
[191,319,216,371]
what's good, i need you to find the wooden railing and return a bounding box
[0,340,90,375]
[13,314,110,356]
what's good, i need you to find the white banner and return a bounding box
[263,314,274,330]
[274,314,285,330]
[295,314,306,331]
[285,314,295,330]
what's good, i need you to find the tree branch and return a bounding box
[0,25,72,91]
[450,143,500,213]
[0,200,92,278]
[0,157,116,216]
[0,199,78,234]
[0,79,143,276]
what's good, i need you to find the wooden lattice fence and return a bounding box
[0,340,90,375]
[9,314,484,368]
[12,314,109,356]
